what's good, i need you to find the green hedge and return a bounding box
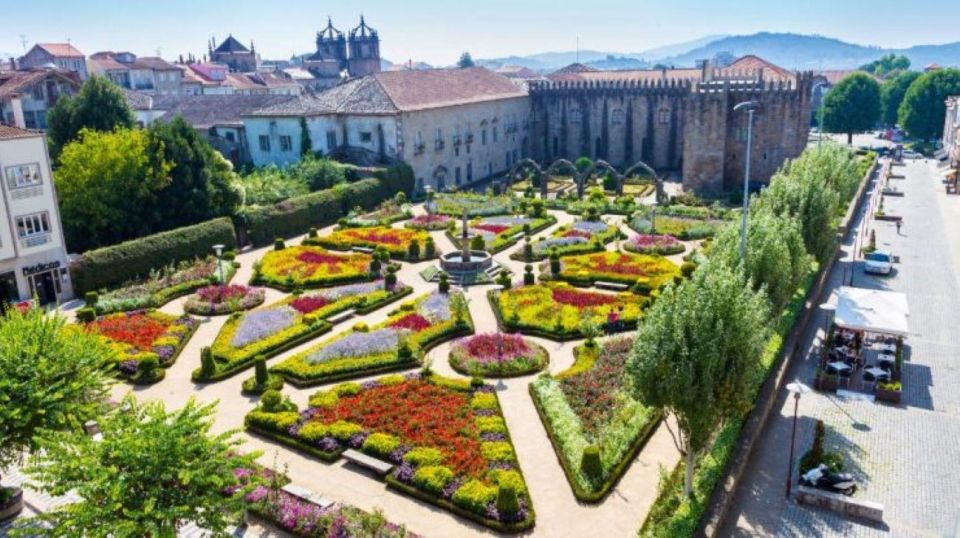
[70,217,237,294]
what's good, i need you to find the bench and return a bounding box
[796,486,884,523]
[352,246,375,254]
[325,309,356,324]
[342,449,393,477]
[281,483,335,509]
[595,280,630,291]
[510,232,525,241]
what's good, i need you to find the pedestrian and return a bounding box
[896,219,902,235]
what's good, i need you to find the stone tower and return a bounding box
[315,18,348,68]
[347,16,381,77]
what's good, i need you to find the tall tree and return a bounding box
[457,52,475,68]
[54,128,172,251]
[754,167,839,265]
[628,261,769,497]
[880,70,921,127]
[148,116,241,229]
[21,396,257,537]
[0,307,113,504]
[46,75,135,160]
[821,73,882,144]
[860,54,911,78]
[898,68,960,141]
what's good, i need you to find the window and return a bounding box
[360,131,373,143]
[493,127,498,143]
[224,131,235,143]
[467,162,473,182]
[16,212,50,238]
[6,163,42,189]
[280,135,293,152]
[466,144,471,155]
[659,108,670,125]
[326,131,337,150]
[455,167,462,185]
[481,129,487,145]
[258,135,270,152]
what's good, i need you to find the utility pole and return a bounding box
[733,100,759,260]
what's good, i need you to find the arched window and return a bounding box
[569,107,582,123]
[612,108,626,125]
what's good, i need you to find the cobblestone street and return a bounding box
[725,155,960,537]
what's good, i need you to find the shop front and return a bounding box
[0,256,72,308]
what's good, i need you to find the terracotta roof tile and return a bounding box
[372,67,526,112]
[0,69,80,99]
[0,124,42,140]
[36,43,84,58]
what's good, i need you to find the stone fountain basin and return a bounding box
[440,251,493,272]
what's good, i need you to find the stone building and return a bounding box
[530,56,813,193]
[303,17,382,90]
[0,68,80,130]
[88,51,183,95]
[18,43,87,80]
[208,35,260,73]
[243,67,529,192]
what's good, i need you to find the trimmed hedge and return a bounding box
[70,217,237,294]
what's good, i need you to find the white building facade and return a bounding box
[0,125,73,305]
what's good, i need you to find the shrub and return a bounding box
[308,227,318,238]
[424,237,436,258]
[412,465,454,495]
[200,346,215,378]
[274,238,286,250]
[452,479,497,514]
[329,420,364,441]
[84,291,98,307]
[298,422,328,443]
[523,264,535,285]
[549,251,561,275]
[680,261,696,278]
[580,444,603,480]
[408,239,421,260]
[497,271,512,289]
[470,234,486,251]
[70,217,237,293]
[76,307,97,323]
[403,447,444,467]
[385,267,397,288]
[254,355,268,385]
[496,484,520,516]
[362,432,401,458]
[523,240,533,261]
[245,410,299,433]
[260,389,282,412]
[439,273,450,294]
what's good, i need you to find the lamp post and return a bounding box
[733,100,759,260]
[812,81,829,152]
[212,244,225,284]
[785,380,811,498]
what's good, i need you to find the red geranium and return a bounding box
[196,284,251,304]
[463,333,530,361]
[563,229,593,239]
[290,295,331,314]
[473,223,510,235]
[297,251,347,265]
[88,312,171,351]
[551,288,618,308]
[389,313,432,332]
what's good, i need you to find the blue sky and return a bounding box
[3,0,957,65]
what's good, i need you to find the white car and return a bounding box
[864,251,893,275]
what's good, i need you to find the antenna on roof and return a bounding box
[19,34,27,53]
[576,36,580,64]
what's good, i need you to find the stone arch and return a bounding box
[505,158,546,198]
[583,159,622,196]
[544,158,580,198]
[622,160,664,203]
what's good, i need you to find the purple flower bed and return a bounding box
[419,292,451,321]
[625,233,684,255]
[534,236,588,254]
[570,220,610,234]
[231,307,297,348]
[311,281,384,302]
[305,328,399,364]
[482,216,533,226]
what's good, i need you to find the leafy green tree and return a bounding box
[754,167,839,265]
[880,70,921,126]
[628,261,769,496]
[0,307,112,500]
[860,54,910,77]
[149,116,242,228]
[821,73,882,144]
[457,52,475,68]
[47,75,135,160]
[238,165,309,205]
[290,154,348,191]
[54,128,172,251]
[710,211,810,313]
[20,396,257,537]
[898,68,960,141]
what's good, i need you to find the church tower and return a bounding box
[347,16,381,77]
[314,18,348,68]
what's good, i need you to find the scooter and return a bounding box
[800,464,857,496]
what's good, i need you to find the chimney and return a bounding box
[10,94,26,129]
[700,59,712,82]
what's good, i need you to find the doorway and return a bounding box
[29,271,59,305]
[0,271,18,310]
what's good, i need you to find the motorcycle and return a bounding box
[800,464,857,496]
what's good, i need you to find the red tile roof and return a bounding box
[0,69,80,98]
[36,43,85,58]
[0,124,42,140]
[373,67,526,112]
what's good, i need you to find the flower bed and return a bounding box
[554,251,679,291]
[340,199,412,228]
[628,214,723,240]
[183,284,265,316]
[449,333,549,378]
[85,309,198,382]
[490,283,647,339]
[450,215,557,253]
[435,192,515,217]
[406,214,453,231]
[550,196,638,216]
[271,291,474,386]
[530,338,661,501]
[305,226,432,260]
[623,234,685,256]
[252,246,373,291]
[244,373,534,531]
[201,280,410,382]
[94,257,237,314]
[511,220,620,261]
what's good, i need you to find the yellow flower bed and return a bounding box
[494,282,647,336]
[307,226,429,257]
[559,251,679,289]
[254,246,372,289]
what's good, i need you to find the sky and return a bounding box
[3,0,958,66]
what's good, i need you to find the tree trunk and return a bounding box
[847,132,853,145]
[683,450,695,497]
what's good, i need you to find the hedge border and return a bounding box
[301,237,439,263]
[528,379,663,503]
[245,426,342,463]
[486,289,639,342]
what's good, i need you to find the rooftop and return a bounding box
[34,43,85,58]
[213,35,251,54]
[547,55,797,84]
[155,94,299,128]
[0,124,42,140]
[0,68,80,99]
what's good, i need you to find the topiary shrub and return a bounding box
[76,307,97,323]
[523,239,533,261]
[408,239,421,260]
[680,261,696,278]
[497,271,512,289]
[438,273,450,294]
[200,346,215,378]
[549,251,561,275]
[274,237,286,251]
[424,237,436,258]
[84,291,98,307]
[385,266,397,288]
[308,227,318,238]
[254,355,268,385]
[523,264,535,285]
[470,234,486,251]
[580,444,603,481]
[369,257,382,274]
[495,484,520,517]
[261,389,282,412]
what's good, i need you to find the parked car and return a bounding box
[865,250,893,275]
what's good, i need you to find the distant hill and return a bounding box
[663,32,960,70]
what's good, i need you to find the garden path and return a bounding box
[86,206,681,537]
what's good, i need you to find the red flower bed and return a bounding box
[297,251,349,265]
[313,380,485,477]
[550,287,618,308]
[464,333,530,360]
[389,313,432,332]
[560,337,633,435]
[88,312,171,352]
[562,229,593,239]
[289,295,331,314]
[473,224,511,235]
[196,284,251,304]
[343,228,405,245]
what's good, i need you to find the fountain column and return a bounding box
[461,208,471,264]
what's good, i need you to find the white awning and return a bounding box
[834,286,910,337]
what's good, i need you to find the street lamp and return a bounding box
[212,244,225,284]
[785,380,812,497]
[733,100,759,260]
[812,81,829,152]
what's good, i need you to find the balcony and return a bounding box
[465,133,474,144]
[20,233,51,249]
[414,143,426,155]
[453,135,462,147]
[434,139,445,151]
